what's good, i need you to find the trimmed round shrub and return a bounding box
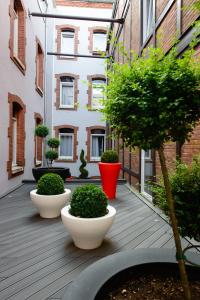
[37,173,64,195]
[70,184,108,218]
[47,138,60,149]
[101,150,119,163]
[35,125,49,137]
[152,158,200,240]
[45,150,58,161]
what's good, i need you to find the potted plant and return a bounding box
[103,46,200,298]
[61,184,116,249]
[79,149,89,179]
[98,150,121,200]
[32,125,71,182]
[30,173,71,218]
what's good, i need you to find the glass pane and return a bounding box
[61,84,74,106]
[91,135,104,158]
[60,135,73,157]
[92,80,105,108]
[61,32,74,54]
[93,33,107,52]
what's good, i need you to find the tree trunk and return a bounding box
[158,147,191,300]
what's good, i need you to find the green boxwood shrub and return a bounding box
[101,150,119,163]
[37,173,64,195]
[79,149,89,179]
[152,158,200,240]
[70,184,108,218]
[35,125,49,137]
[47,138,60,149]
[45,150,58,161]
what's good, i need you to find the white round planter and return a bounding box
[61,205,116,250]
[30,189,71,218]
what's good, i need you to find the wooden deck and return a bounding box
[0,183,193,300]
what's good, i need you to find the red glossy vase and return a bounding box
[98,162,121,200]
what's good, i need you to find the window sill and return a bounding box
[11,55,26,75]
[92,51,106,56]
[35,160,42,167]
[58,106,76,110]
[89,159,100,163]
[36,86,44,97]
[56,159,76,163]
[57,55,78,61]
[12,165,24,174]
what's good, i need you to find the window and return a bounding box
[59,128,74,160]
[7,94,26,178]
[60,77,74,108]
[92,79,106,109]
[93,32,107,53]
[142,0,154,43]
[61,30,75,55]
[36,39,44,95]
[91,129,105,161]
[10,0,26,72]
[34,114,43,166]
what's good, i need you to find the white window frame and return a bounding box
[142,0,153,43]
[12,117,17,167]
[13,8,19,58]
[93,32,107,53]
[92,79,106,109]
[60,79,74,108]
[61,31,75,55]
[91,133,105,161]
[59,133,74,160]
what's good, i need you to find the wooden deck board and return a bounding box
[0,183,195,300]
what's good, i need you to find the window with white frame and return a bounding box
[91,129,105,161]
[12,116,17,167]
[60,77,74,108]
[142,0,153,43]
[93,32,107,53]
[92,79,106,109]
[13,2,19,58]
[61,30,75,55]
[59,128,74,160]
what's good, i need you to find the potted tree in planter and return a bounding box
[79,149,89,179]
[98,150,121,199]
[103,47,200,299]
[32,125,71,182]
[61,184,116,249]
[30,173,71,218]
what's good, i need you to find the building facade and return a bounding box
[47,0,113,178]
[0,0,55,197]
[108,0,200,198]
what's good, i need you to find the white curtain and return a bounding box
[61,83,73,106]
[61,32,74,54]
[60,135,73,157]
[92,135,104,158]
[93,33,107,52]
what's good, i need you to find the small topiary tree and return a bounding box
[79,149,89,179]
[104,46,200,300]
[101,150,119,163]
[35,125,49,138]
[45,138,60,167]
[37,173,64,195]
[70,184,108,218]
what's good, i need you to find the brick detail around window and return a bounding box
[87,74,106,110]
[7,93,26,179]
[86,125,106,163]
[55,24,80,61]
[55,73,79,110]
[34,113,43,167]
[54,125,79,162]
[88,27,107,54]
[35,37,44,96]
[9,0,26,74]
[55,0,113,9]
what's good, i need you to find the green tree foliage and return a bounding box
[37,173,64,195]
[101,150,119,163]
[79,149,89,179]
[70,184,108,218]
[35,125,49,137]
[152,157,200,240]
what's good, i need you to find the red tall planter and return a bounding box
[98,162,121,200]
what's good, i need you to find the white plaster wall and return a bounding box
[50,4,112,177]
[0,0,51,197]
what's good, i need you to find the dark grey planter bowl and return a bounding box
[32,167,71,182]
[62,248,200,300]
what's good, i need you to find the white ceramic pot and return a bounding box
[30,189,71,218]
[61,205,116,250]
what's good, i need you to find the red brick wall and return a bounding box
[156,0,168,20]
[182,0,199,34]
[55,0,113,9]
